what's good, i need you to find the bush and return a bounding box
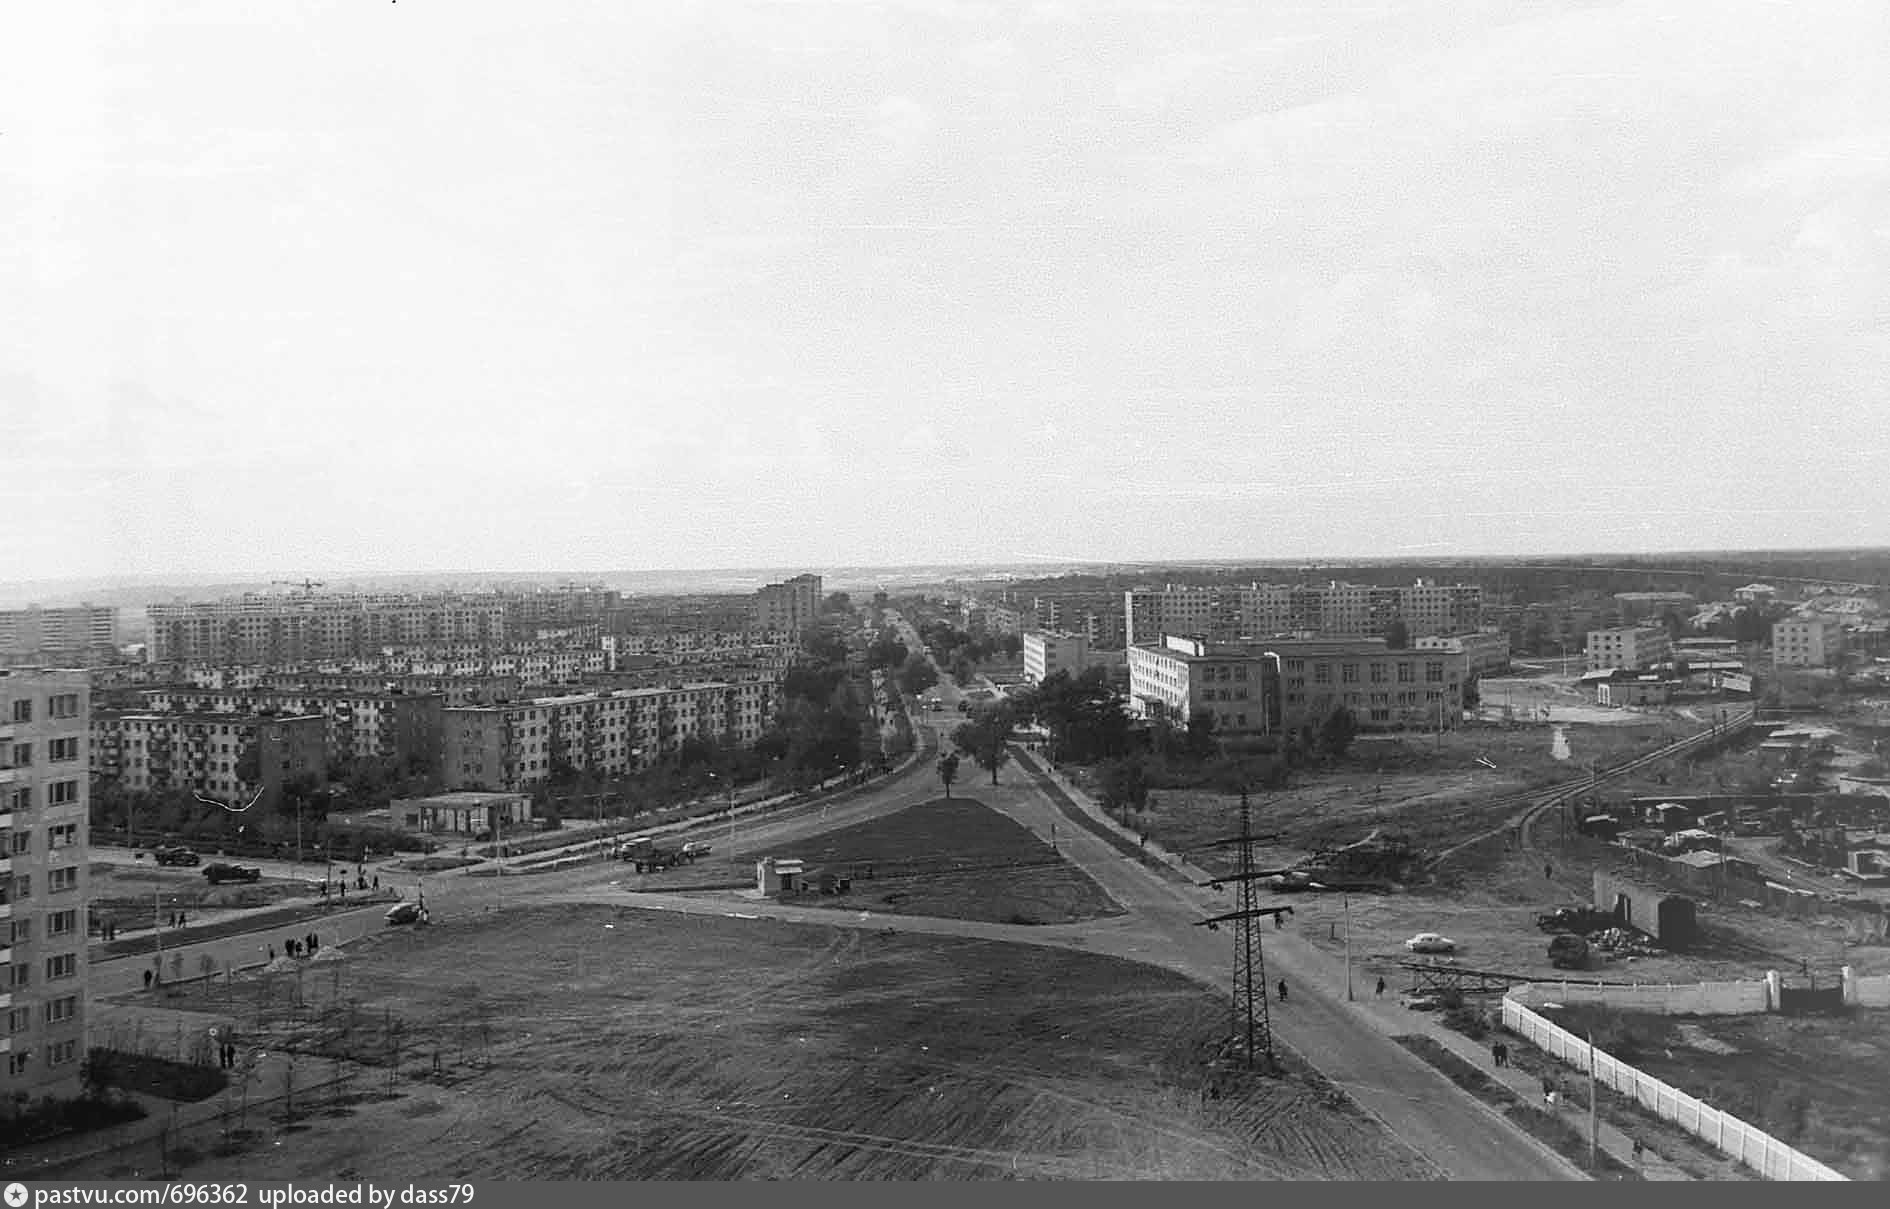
[86,1049,227,1103]
[0,1092,146,1148]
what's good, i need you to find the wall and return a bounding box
[1501,998,1848,1181]
[1843,969,1890,1008]
[1507,978,1770,1015]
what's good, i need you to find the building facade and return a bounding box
[1022,631,1089,685]
[751,575,823,638]
[90,710,327,808]
[2,670,92,1103]
[1413,630,1512,678]
[443,680,780,792]
[1123,580,1482,647]
[1773,619,1845,668]
[1127,635,1469,736]
[1584,626,1673,673]
[140,689,444,773]
[0,607,117,667]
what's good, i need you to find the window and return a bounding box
[1314,664,1331,684]
[9,964,29,989]
[48,909,77,937]
[1370,662,1386,683]
[6,787,25,811]
[7,1053,29,1077]
[1426,662,1444,682]
[11,875,27,899]
[6,1007,28,1033]
[49,780,78,805]
[1398,663,1415,683]
[1342,663,1359,683]
[49,867,77,893]
[9,743,28,767]
[49,693,79,719]
[9,699,29,723]
[9,919,27,944]
[49,1039,78,1066]
[43,996,77,1024]
[8,830,26,856]
[48,824,77,849]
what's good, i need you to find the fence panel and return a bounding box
[1501,998,1847,1181]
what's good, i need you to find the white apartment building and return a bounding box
[0,607,117,666]
[1126,637,1275,735]
[2,670,92,1103]
[1584,626,1673,673]
[1022,631,1089,685]
[444,680,779,792]
[1772,618,1845,668]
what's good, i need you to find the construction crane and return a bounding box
[273,578,326,594]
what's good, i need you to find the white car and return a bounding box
[1404,932,1458,954]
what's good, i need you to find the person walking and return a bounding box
[1492,1040,1503,1068]
[1375,976,1387,997]
[268,945,276,963]
[373,874,380,890]
[1277,979,1288,1003]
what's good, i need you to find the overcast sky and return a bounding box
[5,0,1887,583]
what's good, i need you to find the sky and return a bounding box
[4,0,1888,583]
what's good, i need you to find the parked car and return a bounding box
[152,845,201,867]
[1404,932,1458,954]
[680,841,713,860]
[203,862,262,885]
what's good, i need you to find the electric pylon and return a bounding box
[1195,790,1293,1071]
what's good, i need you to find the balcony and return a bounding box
[0,855,10,878]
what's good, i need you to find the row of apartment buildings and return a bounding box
[1126,635,1470,736]
[1122,580,1483,647]
[0,606,118,668]
[1582,618,1851,674]
[2,670,93,1105]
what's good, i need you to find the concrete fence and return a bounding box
[1501,998,1848,1181]
[1506,978,1770,1015]
[1848,969,1890,1008]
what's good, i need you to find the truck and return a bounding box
[617,835,684,873]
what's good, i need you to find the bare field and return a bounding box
[1536,1005,1890,1181]
[144,905,1433,1181]
[623,796,1124,926]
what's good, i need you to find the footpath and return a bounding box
[1011,745,1697,1182]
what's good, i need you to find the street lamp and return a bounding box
[1310,881,1358,1002]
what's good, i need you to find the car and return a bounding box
[152,845,201,867]
[1404,932,1458,954]
[384,901,429,926]
[202,862,262,885]
[680,841,713,860]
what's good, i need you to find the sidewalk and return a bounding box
[1016,747,1693,1181]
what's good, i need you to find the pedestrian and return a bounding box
[373,874,380,890]
[268,945,276,963]
[1544,862,1554,879]
[143,969,153,990]
[179,911,186,927]
[1375,976,1387,997]
[1632,1139,1644,1167]
[1492,1040,1503,1068]
[1139,832,1147,849]
[1277,979,1288,1003]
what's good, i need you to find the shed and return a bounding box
[1593,870,1698,948]
[756,857,806,895]
[1649,802,1696,831]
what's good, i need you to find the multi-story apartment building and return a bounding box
[256,671,520,706]
[1128,635,1469,736]
[1022,632,1089,685]
[145,586,622,665]
[1772,618,1845,668]
[607,596,758,636]
[985,603,1039,637]
[140,689,444,772]
[751,575,824,638]
[1124,581,1482,647]
[1584,626,1673,673]
[2,670,92,1103]
[443,680,780,792]
[91,710,327,808]
[0,607,118,667]
[1612,592,1697,624]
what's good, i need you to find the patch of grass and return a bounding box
[1392,1035,1642,1180]
[88,1049,227,1103]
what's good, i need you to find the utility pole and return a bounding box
[1194,792,1291,1071]
[1588,1026,1600,1172]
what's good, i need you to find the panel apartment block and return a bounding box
[2,669,92,1103]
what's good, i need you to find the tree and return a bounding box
[953,707,1016,785]
[1319,707,1358,761]
[1184,710,1220,759]
[1030,668,1132,763]
[897,655,939,697]
[1096,756,1149,813]
[821,591,854,615]
[1384,619,1411,650]
[936,752,961,798]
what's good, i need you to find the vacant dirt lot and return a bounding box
[1534,1004,1890,1181]
[625,796,1123,926]
[144,905,1433,1180]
